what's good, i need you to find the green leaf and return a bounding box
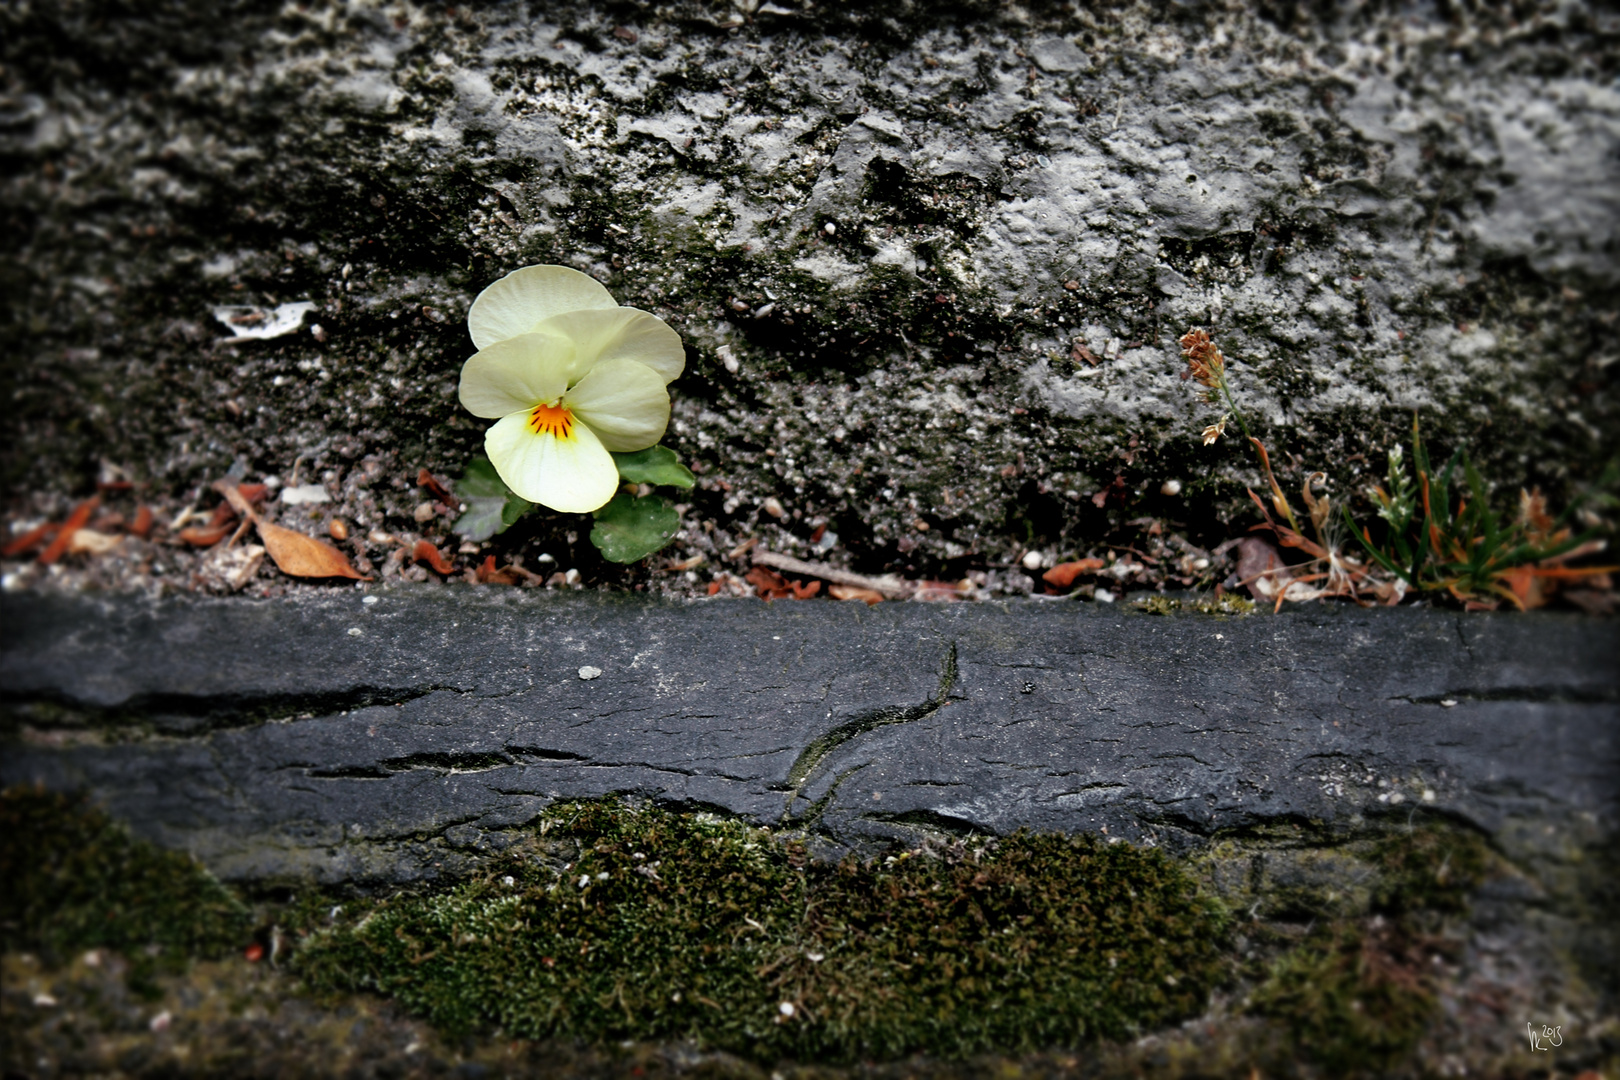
[451,457,533,541]
[590,492,680,563]
[610,445,695,490]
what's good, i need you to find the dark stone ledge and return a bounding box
[2,590,1616,886]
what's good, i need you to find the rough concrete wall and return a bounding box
[3,0,1616,574]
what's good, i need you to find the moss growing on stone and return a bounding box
[292,800,1228,1061]
[1243,823,1493,1074]
[0,788,251,968]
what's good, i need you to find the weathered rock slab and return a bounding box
[3,590,1615,885]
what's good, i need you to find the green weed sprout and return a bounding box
[1178,328,1615,609]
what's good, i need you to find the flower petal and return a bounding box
[565,359,671,452]
[537,307,686,386]
[457,333,573,419]
[468,265,618,351]
[484,410,620,513]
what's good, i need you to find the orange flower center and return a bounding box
[528,402,575,440]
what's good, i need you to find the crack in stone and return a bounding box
[783,641,957,793]
[2,684,468,738]
[1394,686,1620,705]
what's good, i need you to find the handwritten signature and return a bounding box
[1527,1023,1563,1052]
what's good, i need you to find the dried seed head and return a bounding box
[1179,328,1226,389]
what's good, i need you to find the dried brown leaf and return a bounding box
[414,540,455,575]
[179,525,231,547]
[39,497,100,565]
[417,468,458,508]
[829,584,885,605]
[3,521,57,557]
[1043,558,1106,588]
[258,520,368,579]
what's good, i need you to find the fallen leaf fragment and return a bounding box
[38,497,99,565]
[1234,535,1289,601]
[1043,558,1106,588]
[413,540,454,575]
[217,482,368,580]
[179,525,232,547]
[912,579,974,602]
[258,521,368,579]
[829,584,885,605]
[417,468,458,508]
[475,555,523,586]
[3,522,57,557]
[129,506,154,538]
[68,528,122,555]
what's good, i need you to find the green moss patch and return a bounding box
[1243,825,1493,1075]
[0,788,251,979]
[291,801,1228,1061]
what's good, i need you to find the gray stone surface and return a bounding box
[3,589,1615,886]
[3,1,1617,576]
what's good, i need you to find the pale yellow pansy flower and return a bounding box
[457,265,685,513]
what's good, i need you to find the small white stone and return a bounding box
[149,1010,172,1032]
[32,993,57,1008]
[1421,789,1436,803]
[362,595,379,605]
[502,875,516,887]
[578,666,602,680]
[806,952,824,963]
[578,874,591,888]
[1095,588,1117,603]
[1389,791,1406,805]
[763,497,786,518]
[564,568,582,585]
[1160,479,1183,496]
[347,627,363,637]
[1440,699,1457,708]
[413,501,436,523]
[779,1001,797,1017]
[280,483,331,505]
[823,222,836,235]
[1021,550,1044,571]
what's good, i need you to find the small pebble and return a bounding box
[347,627,363,637]
[149,1010,172,1032]
[1421,788,1436,803]
[1161,479,1183,496]
[763,497,786,518]
[564,568,582,585]
[1095,588,1117,603]
[1021,550,1044,570]
[779,1001,797,1017]
[413,501,436,523]
[32,993,57,1008]
[1440,699,1457,708]
[823,222,836,235]
[362,595,379,605]
[578,666,602,680]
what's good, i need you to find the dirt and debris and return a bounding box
[4,463,1611,612]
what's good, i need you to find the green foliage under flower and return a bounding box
[453,445,694,563]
